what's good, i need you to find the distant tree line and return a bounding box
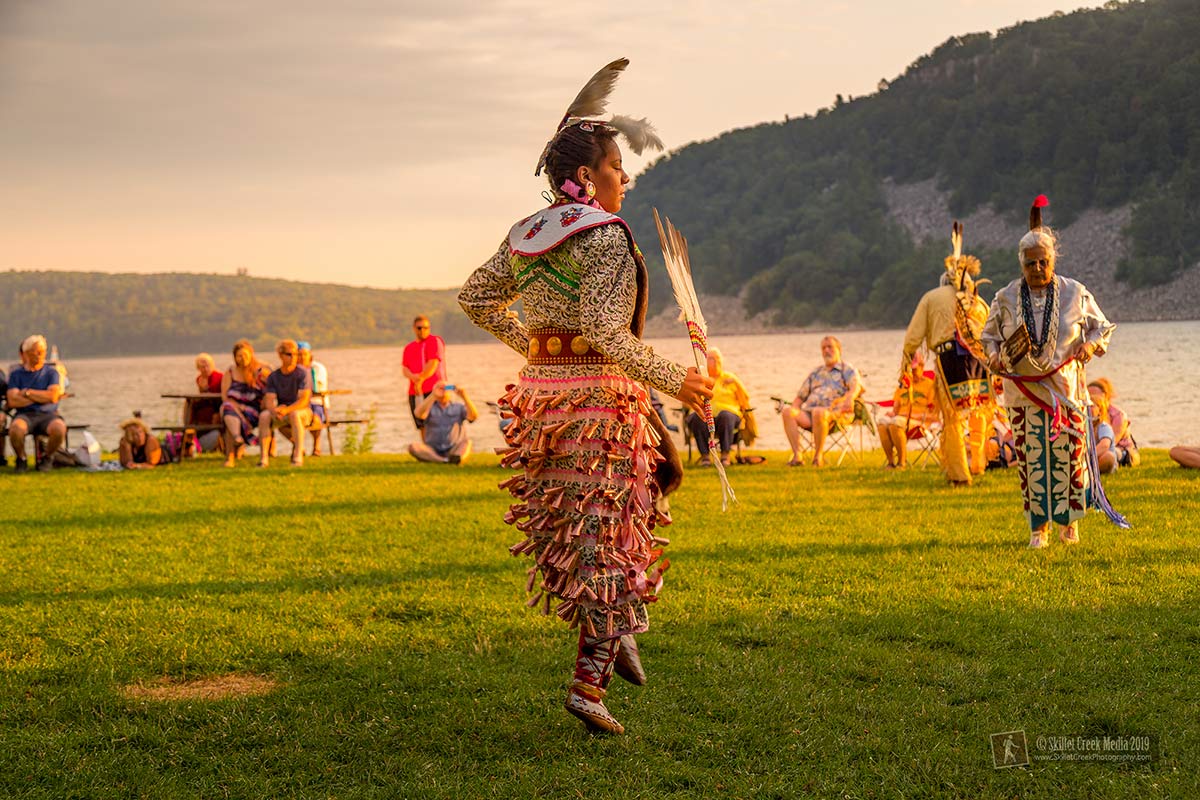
[0,271,494,358]
[622,0,1200,327]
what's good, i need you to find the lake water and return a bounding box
[58,320,1198,454]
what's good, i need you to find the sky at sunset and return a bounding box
[1,0,1108,290]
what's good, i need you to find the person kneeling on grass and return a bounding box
[259,339,313,468]
[408,381,477,464]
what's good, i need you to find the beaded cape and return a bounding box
[508,203,649,341]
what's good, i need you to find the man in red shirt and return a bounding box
[402,315,446,437]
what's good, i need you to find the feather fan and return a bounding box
[653,208,737,511]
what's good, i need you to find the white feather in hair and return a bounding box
[607,115,664,156]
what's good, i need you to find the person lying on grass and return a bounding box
[118,418,164,469]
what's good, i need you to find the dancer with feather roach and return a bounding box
[458,59,713,735]
[900,221,992,485]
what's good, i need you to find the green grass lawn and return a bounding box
[1,450,1197,799]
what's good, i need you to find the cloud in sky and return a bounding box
[0,0,1107,288]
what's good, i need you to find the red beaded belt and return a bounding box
[526,327,614,365]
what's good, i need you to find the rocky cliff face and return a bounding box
[643,177,1200,336]
[882,178,1200,322]
[641,291,785,339]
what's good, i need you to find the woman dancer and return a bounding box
[982,196,1116,547]
[459,59,712,734]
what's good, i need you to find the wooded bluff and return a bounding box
[622,0,1200,327]
[6,0,1197,357]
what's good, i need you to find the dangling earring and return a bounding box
[585,181,596,198]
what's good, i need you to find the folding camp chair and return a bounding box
[821,398,875,465]
[679,406,755,464]
[864,396,942,469]
[773,396,873,466]
[903,419,942,468]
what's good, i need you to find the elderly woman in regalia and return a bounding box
[458,59,712,735]
[981,197,1116,548]
[901,222,992,485]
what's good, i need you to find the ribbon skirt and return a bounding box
[1012,405,1091,531]
[497,367,668,638]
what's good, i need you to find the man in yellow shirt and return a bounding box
[686,348,750,467]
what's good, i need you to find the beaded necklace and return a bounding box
[1020,277,1058,363]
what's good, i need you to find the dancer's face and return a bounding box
[1022,245,1056,289]
[579,140,629,213]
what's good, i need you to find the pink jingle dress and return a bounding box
[458,203,686,638]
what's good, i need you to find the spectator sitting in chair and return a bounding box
[191,352,224,451]
[118,417,164,469]
[686,348,749,467]
[298,341,329,456]
[782,335,863,467]
[1090,406,1119,475]
[0,362,7,466]
[258,339,313,468]
[6,335,67,473]
[195,352,223,395]
[1087,378,1139,469]
[648,387,678,433]
[985,380,1017,470]
[220,339,272,468]
[408,381,478,464]
[876,352,938,469]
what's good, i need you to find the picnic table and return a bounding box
[157,389,365,457]
[160,392,221,426]
[310,389,364,455]
[156,392,224,457]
